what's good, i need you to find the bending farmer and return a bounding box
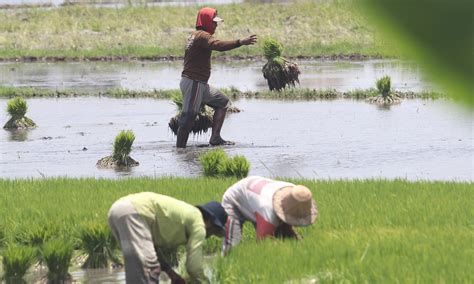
[221,176,318,255]
[177,7,257,148]
[108,192,227,283]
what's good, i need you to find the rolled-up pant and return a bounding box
[108,199,161,284]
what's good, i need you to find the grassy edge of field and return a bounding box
[0,177,472,282]
[0,86,447,101]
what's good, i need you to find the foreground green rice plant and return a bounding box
[200,149,250,178]
[2,245,37,284]
[80,223,119,269]
[97,130,139,168]
[3,96,36,129]
[42,239,74,284]
[200,148,228,177]
[218,155,250,178]
[369,75,400,104]
[14,224,57,247]
[262,38,300,91]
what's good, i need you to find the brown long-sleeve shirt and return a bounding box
[182,30,240,83]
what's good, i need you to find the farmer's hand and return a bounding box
[240,34,257,45]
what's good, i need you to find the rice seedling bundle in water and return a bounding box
[42,239,74,284]
[1,245,37,283]
[3,96,36,129]
[97,130,139,168]
[80,223,119,269]
[368,75,401,104]
[262,39,300,91]
[200,149,251,178]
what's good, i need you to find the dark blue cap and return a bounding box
[197,201,227,231]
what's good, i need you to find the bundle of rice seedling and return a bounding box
[3,96,37,129]
[168,92,214,135]
[262,39,300,91]
[80,223,119,269]
[368,75,401,104]
[2,244,37,283]
[42,239,74,284]
[97,130,139,168]
[199,149,251,178]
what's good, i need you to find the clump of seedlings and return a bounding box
[262,38,300,91]
[368,75,401,104]
[3,96,37,129]
[41,239,74,284]
[199,148,250,178]
[168,92,214,135]
[80,223,119,269]
[1,244,37,284]
[97,130,139,168]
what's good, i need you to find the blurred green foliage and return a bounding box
[361,0,473,108]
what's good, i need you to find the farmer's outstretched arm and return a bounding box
[206,34,257,52]
[185,223,207,283]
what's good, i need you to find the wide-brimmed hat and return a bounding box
[272,185,318,226]
[196,201,227,231]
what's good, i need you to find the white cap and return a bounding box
[213,16,223,22]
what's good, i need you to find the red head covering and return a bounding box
[195,7,218,35]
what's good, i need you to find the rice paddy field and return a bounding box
[0,1,394,60]
[0,178,472,282]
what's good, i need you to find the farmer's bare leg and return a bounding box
[176,116,194,148]
[206,86,234,146]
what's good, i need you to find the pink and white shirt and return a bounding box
[222,176,294,239]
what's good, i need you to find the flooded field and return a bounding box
[0,60,433,92]
[1,97,472,181]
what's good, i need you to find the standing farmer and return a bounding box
[221,176,318,255]
[108,192,227,283]
[177,7,257,148]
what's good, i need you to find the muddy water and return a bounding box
[0,60,433,92]
[0,98,472,181]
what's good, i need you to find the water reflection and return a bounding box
[0,60,435,93]
[6,129,31,141]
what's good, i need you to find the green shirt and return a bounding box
[122,192,206,283]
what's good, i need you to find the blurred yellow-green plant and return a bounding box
[361,0,473,108]
[113,130,135,164]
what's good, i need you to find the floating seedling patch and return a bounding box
[368,75,401,105]
[97,130,139,169]
[262,38,300,91]
[3,96,37,130]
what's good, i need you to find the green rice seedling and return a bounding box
[97,130,139,168]
[80,223,119,269]
[199,148,228,177]
[1,244,37,284]
[262,38,300,91]
[41,239,74,284]
[369,75,401,104]
[218,155,250,178]
[113,130,135,163]
[3,96,36,129]
[14,224,57,248]
[0,226,6,248]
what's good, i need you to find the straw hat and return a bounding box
[272,185,318,226]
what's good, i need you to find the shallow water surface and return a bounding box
[0,98,471,181]
[0,60,434,92]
